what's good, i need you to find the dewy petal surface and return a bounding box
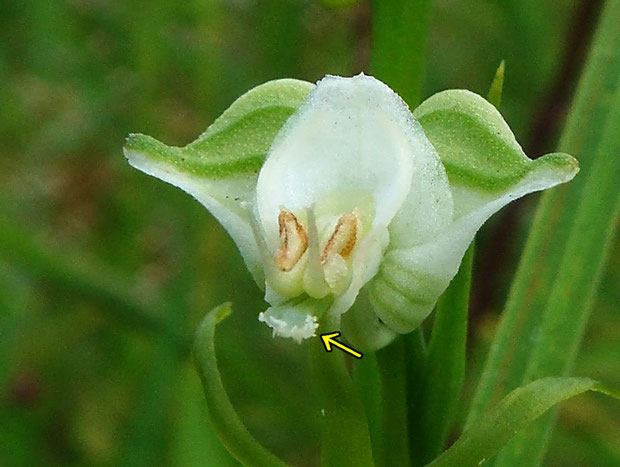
[255,74,450,334]
[256,74,416,251]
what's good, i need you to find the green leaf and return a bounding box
[468,1,620,463]
[414,89,577,192]
[193,303,287,467]
[171,365,238,467]
[428,377,620,467]
[125,79,314,284]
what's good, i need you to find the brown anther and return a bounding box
[321,213,357,264]
[275,208,308,271]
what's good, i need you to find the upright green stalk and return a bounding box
[410,245,473,464]
[375,339,411,466]
[312,313,374,467]
[370,0,433,107]
[468,0,620,463]
[370,1,434,465]
[366,0,432,465]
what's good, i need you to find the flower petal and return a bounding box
[257,74,455,317]
[368,90,579,334]
[124,79,314,285]
[256,74,417,249]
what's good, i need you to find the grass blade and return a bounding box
[428,377,620,467]
[468,0,620,429]
[468,0,620,463]
[495,71,620,467]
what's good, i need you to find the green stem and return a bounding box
[354,353,383,463]
[193,303,287,467]
[405,327,428,465]
[376,338,411,467]
[412,245,473,464]
[370,0,433,106]
[312,312,374,467]
[370,1,434,465]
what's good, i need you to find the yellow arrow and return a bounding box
[320,332,363,359]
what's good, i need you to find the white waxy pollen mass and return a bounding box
[275,208,308,272]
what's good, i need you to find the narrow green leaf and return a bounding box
[414,90,577,192]
[495,69,620,467]
[312,313,374,467]
[370,0,433,107]
[171,365,238,467]
[412,245,473,464]
[487,60,505,109]
[467,3,620,463]
[428,377,620,467]
[193,303,287,467]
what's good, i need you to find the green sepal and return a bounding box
[367,89,578,338]
[124,79,314,285]
[414,89,578,192]
[125,78,314,179]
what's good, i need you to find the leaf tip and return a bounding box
[487,60,505,109]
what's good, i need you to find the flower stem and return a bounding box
[312,312,374,467]
[370,0,433,106]
[376,337,411,467]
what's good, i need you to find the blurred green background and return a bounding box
[0,0,618,465]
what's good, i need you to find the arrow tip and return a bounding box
[320,332,340,352]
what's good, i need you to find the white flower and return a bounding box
[124,74,578,347]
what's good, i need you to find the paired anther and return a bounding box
[275,208,358,271]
